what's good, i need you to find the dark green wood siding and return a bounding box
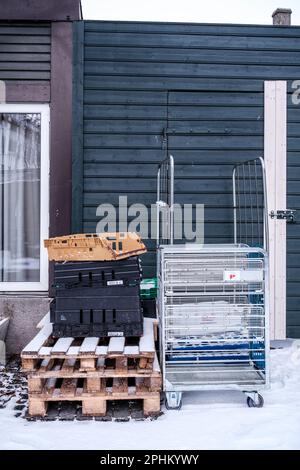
[0,22,51,82]
[73,20,300,337]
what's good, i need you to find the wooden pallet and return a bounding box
[25,354,162,379]
[22,317,161,418]
[28,376,161,417]
[22,318,158,373]
[26,353,162,393]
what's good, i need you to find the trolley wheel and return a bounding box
[165,398,182,411]
[247,394,264,408]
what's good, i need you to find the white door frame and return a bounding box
[264,81,287,340]
[0,103,50,291]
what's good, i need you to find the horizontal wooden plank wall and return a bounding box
[74,20,300,337]
[0,22,51,100]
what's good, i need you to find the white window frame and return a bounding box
[0,103,49,291]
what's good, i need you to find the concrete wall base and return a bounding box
[0,295,50,355]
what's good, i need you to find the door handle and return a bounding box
[269,210,296,222]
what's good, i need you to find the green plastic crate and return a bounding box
[140,278,158,299]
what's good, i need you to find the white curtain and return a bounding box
[0,113,40,282]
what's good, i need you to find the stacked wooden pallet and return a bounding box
[21,318,161,418]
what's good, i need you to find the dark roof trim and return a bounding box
[0,0,82,21]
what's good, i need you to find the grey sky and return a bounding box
[81,0,300,25]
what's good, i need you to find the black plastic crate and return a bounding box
[142,299,157,318]
[53,287,140,312]
[51,308,143,327]
[55,284,140,299]
[52,320,143,338]
[54,257,141,289]
[51,302,142,324]
[55,286,140,310]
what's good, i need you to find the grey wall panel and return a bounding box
[75,20,300,337]
[84,21,300,37]
[84,31,300,51]
[0,23,51,83]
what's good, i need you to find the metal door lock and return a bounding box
[270,210,296,222]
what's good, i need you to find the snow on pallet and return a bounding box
[21,318,158,373]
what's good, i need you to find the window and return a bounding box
[0,104,49,291]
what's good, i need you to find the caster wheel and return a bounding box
[165,398,182,411]
[247,394,264,408]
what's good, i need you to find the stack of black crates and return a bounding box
[50,257,143,338]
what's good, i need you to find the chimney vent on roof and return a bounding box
[272,8,292,25]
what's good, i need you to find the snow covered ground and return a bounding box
[0,341,300,450]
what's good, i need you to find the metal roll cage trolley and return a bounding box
[156,155,270,410]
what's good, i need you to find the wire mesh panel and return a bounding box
[233,157,268,250]
[158,245,269,391]
[164,253,264,295]
[156,155,174,246]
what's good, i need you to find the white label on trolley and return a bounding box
[223,270,263,282]
[107,280,123,286]
[107,331,124,337]
[223,270,241,282]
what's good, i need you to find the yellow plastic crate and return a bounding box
[44,232,147,261]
